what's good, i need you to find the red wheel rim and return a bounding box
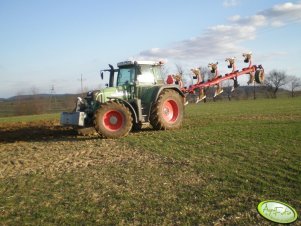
[162,99,179,123]
[103,110,124,131]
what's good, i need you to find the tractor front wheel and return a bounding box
[150,89,184,130]
[94,101,132,138]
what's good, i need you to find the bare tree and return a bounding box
[198,67,212,103]
[175,64,184,76]
[288,76,301,97]
[175,63,194,89]
[160,65,169,78]
[199,66,211,81]
[30,86,47,114]
[265,70,289,98]
[14,87,48,115]
[226,80,232,101]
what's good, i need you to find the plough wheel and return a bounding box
[255,69,265,84]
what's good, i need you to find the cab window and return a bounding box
[136,65,155,84]
[117,67,135,86]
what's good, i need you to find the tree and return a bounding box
[175,64,184,76]
[288,76,301,97]
[198,67,212,103]
[14,87,47,115]
[160,65,169,78]
[199,66,211,81]
[225,80,232,101]
[265,70,289,98]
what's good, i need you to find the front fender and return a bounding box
[107,97,138,123]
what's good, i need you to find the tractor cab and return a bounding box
[98,60,166,103]
[101,61,164,88]
[116,60,164,86]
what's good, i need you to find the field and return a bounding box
[0,98,300,225]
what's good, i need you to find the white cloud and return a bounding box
[229,2,301,27]
[229,15,241,22]
[223,0,240,8]
[229,2,301,29]
[139,24,256,61]
[272,2,301,12]
[271,20,285,27]
[139,2,301,64]
[256,2,301,26]
[231,15,267,27]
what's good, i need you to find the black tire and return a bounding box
[150,89,184,130]
[255,69,265,84]
[94,101,132,138]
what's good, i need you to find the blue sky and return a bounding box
[0,0,301,98]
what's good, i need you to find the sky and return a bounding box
[0,0,301,98]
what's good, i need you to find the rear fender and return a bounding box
[154,85,185,102]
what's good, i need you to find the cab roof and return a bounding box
[117,60,164,67]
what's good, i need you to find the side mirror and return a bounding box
[101,72,104,80]
[105,83,109,87]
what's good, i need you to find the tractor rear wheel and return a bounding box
[94,101,132,138]
[150,89,184,130]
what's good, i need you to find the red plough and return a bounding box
[180,53,265,95]
[185,65,264,93]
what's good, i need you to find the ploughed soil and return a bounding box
[0,119,208,225]
[0,120,80,143]
[0,120,119,179]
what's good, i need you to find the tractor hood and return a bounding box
[95,86,130,103]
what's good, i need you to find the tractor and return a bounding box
[60,60,185,138]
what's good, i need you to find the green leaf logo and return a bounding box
[258,200,298,224]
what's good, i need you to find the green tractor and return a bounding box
[60,60,185,138]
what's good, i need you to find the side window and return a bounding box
[152,66,164,84]
[117,68,135,86]
[137,65,155,84]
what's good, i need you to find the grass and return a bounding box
[0,98,301,225]
[0,113,60,123]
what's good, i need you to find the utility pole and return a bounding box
[49,85,57,111]
[78,74,86,96]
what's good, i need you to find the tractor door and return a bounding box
[116,66,136,99]
[134,64,161,122]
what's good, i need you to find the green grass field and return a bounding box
[0,98,300,225]
[0,113,60,123]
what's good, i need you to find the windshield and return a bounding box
[117,67,135,86]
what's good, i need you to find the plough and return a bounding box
[177,52,265,98]
[186,65,264,93]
